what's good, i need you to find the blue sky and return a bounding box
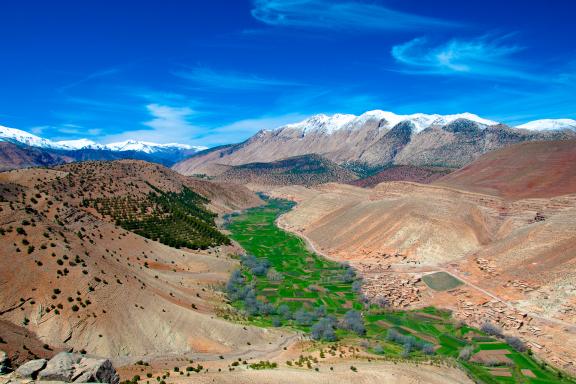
[1,0,575,146]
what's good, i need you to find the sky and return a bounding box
[1,0,575,146]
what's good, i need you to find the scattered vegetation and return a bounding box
[88,185,229,249]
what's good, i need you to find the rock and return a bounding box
[38,352,119,384]
[0,350,11,374]
[15,358,47,379]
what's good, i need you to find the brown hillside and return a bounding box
[434,140,576,199]
[0,161,285,358]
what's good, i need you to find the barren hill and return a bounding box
[0,160,287,358]
[215,154,358,186]
[434,140,576,199]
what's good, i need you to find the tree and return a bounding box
[311,318,337,341]
[505,336,526,352]
[458,346,473,361]
[340,310,366,336]
[277,304,292,320]
[294,309,315,326]
[481,322,503,338]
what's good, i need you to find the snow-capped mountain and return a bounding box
[174,109,576,177]
[55,139,106,150]
[279,110,500,136]
[0,125,64,149]
[517,119,576,131]
[0,125,205,153]
[105,140,205,153]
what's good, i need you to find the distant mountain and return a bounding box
[214,154,358,186]
[0,124,207,170]
[0,142,70,171]
[174,110,576,176]
[516,119,576,131]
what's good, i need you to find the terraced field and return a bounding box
[226,198,575,384]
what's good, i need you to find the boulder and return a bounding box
[38,352,119,384]
[15,358,47,379]
[0,350,11,374]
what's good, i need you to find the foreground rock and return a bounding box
[14,359,47,379]
[38,353,119,384]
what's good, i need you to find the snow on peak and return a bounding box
[283,113,357,135]
[0,124,204,153]
[516,119,576,131]
[278,110,500,135]
[0,125,62,149]
[104,140,202,153]
[55,139,105,150]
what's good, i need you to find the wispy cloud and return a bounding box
[251,0,458,31]
[58,67,121,92]
[174,66,302,90]
[390,34,542,81]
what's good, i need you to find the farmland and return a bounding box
[226,198,575,384]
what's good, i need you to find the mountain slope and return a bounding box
[434,140,576,199]
[174,111,576,176]
[215,154,358,186]
[349,165,452,188]
[0,161,280,357]
[0,142,70,171]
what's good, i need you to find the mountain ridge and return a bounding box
[174,112,576,176]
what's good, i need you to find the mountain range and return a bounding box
[0,125,205,170]
[173,111,576,178]
[2,112,576,176]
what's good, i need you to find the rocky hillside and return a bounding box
[214,154,358,186]
[173,111,576,177]
[0,161,284,358]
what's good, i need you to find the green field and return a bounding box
[422,271,463,291]
[226,199,574,384]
